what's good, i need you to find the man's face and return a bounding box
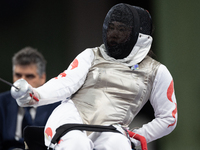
[107,21,132,47]
[13,64,46,88]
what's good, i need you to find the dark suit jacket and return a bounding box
[0,91,61,150]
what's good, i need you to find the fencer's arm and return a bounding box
[11,49,94,107]
[36,49,94,106]
[130,65,178,146]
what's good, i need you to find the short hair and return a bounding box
[12,47,46,77]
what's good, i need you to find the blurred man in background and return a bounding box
[0,47,60,150]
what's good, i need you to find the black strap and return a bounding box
[51,124,120,144]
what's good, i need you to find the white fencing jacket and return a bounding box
[35,34,177,146]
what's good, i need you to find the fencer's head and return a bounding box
[102,3,152,59]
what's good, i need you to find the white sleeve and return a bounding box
[131,64,178,146]
[35,49,94,106]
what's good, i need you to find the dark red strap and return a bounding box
[128,130,148,150]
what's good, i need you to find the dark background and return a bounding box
[1,1,199,149]
[0,0,153,88]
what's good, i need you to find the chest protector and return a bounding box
[72,47,160,128]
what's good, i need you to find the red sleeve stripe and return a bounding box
[167,80,177,127]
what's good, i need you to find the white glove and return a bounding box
[11,79,40,106]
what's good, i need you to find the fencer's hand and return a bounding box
[11,79,39,106]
